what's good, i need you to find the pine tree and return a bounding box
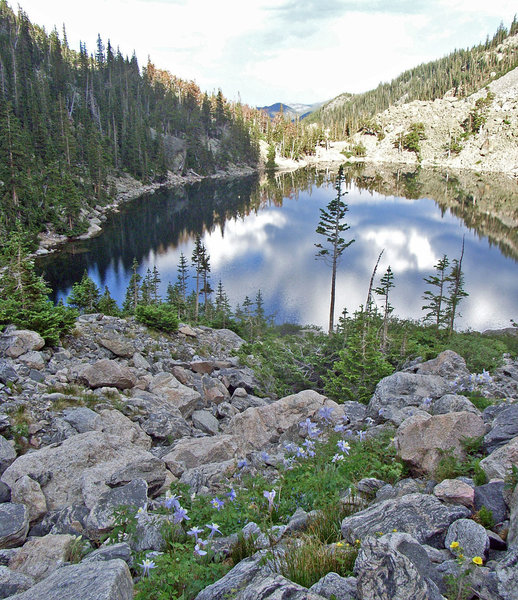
[374,266,395,351]
[0,232,77,344]
[67,270,100,313]
[445,240,468,334]
[214,280,232,327]
[315,165,355,334]
[122,258,141,314]
[323,308,393,404]
[422,255,450,328]
[97,285,120,316]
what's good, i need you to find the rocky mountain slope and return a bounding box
[348,64,518,177]
[0,317,516,598]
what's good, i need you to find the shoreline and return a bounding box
[33,142,518,259]
[34,164,258,258]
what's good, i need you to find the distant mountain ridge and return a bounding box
[257,101,324,120]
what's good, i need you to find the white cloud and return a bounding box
[16,0,518,107]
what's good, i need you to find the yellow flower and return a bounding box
[336,542,344,547]
[458,553,464,560]
[355,539,360,545]
[392,528,398,532]
[472,556,483,566]
[450,541,460,549]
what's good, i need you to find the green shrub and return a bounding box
[276,535,358,588]
[474,505,494,529]
[135,304,178,333]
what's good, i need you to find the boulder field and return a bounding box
[0,315,516,599]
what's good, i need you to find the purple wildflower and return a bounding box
[318,406,334,424]
[194,543,207,557]
[206,523,222,538]
[173,507,190,524]
[337,440,350,455]
[139,558,156,576]
[187,526,204,541]
[211,497,224,511]
[263,489,276,513]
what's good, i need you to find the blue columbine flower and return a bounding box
[318,405,334,424]
[173,507,190,524]
[206,522,222,538]
[227,488,237,502]
[357,430,366,441]
[263,489,276,512]
[194,543,207,557]
[163,491,181,511]
[139,558,156,576]
[237,458,248,469]
[331,453,345,463]
[337,440,350,454]
[187,526,204,541]
[211,497,224,511]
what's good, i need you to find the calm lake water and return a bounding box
[39,166,518,332]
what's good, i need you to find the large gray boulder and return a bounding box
[0,436,16,476]
[194,551,325,600]
[227,390,339,453]
[341,493,470,547]
[355,534,443,600]
[6,558,133,600]
[79,359,137,390]
[367,372,453,420]
[484,405,518,453]
[0,330,45,358]
[431,394,480,416]
[10,476,47,524]
[148,372,201,418]
[194,552,270,600]
[507,484,518,547]
[445,518,490,560]
[0,566,34,598]
[309,573,357,600]
[394,411,486,477]
[472,547,518,600]
[162,435,239,477]
[1,431,158,511]
[141,409,191,442]
[8,534,75,582]
[479,436,518,480]
[0,504,29,549]
[474,481,508,525]
[406,350,470,379]
[86,479,148,538]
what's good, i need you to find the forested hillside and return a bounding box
[0,1,258,242]
[308,18,518,138]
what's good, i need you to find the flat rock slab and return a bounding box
[6,558,133,600]
[341,493,470,547]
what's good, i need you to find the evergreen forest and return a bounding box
[0,1,259,242]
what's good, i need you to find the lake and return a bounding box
[38,165,518,332]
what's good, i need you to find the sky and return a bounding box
[16,0,518,107]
